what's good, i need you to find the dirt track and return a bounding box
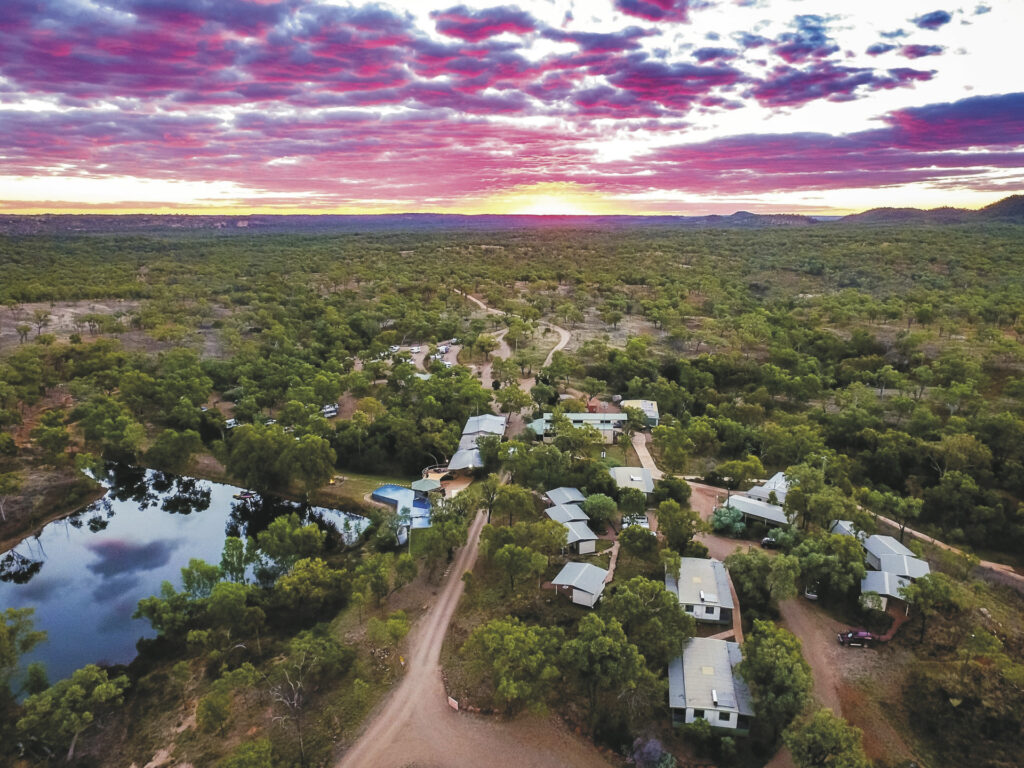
[337,510,613,768]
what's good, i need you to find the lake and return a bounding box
[0,464,368,684]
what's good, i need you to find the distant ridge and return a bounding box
[840,194,1024,225]
[0,195,1020,235]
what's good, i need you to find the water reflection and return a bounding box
[0,464,368,683]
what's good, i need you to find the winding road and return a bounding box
[337,511,613,768]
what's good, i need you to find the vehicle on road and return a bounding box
[803,582,820,601]
[761,536,779,548]
[837,629,879,647]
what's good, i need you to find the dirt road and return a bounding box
[337,511,613,768]
[631,433,664,480]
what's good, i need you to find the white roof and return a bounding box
[608,466,655,493]
[829,520,866,541]
[725,495,789,527]
[877,554,931,579]
[462,414,507,436]
[551,562,609,596]
[447,448,483,470]
[666,558,734,610]
[861,570,911,599]
[747,472,790,504]
[563,520,599,545]
[668,638,754,716]
[863,534,916,560]
[546,487,586,506]
[620,399,659,418]
[545,504,589,524]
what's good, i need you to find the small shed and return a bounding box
[545,487,586,507]
[563,520,599,554]
[551,562,609,607]
[545,504,589,525]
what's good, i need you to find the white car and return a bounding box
[441,360,454,368]
[437,345,450,354]
[388,345,400,353]
[225,418,238,429]
[410,345,421,353]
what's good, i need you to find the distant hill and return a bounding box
[0,195,1020,235]
[840,194,1024,225]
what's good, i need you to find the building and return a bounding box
[747,472,790,505]
[829,519,866,541]
[608,466,655,495]
[668,637,754,732]
[620,399,660,427]
[563,520,599,554]
[545,504,589,525]
[370,484,432,536]
[448,413,508,472]
[527,412,628,442]
[665,558,734,624]
[862,535,916,571]
[860,570,911,612]
[551,562,609,607]
[877,554,931,579]
[723,495,789,528]
[545,487,586,506]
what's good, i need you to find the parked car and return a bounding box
[760,536,779,549]
[441,360,454,368]
[225,418,238,429]
[388,345,400,353]
[321,404,339,417]
[837,629,879,647]
[803,583,820,601]
[437,345,450,354]
[410,346,421,353]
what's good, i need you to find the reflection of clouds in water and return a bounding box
[96,597,140,634]
[85,539,180,578]
[91,573,140,602]
[7,573,59,602]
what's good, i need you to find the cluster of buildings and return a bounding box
[448,413,508,472]
[527,399,660,443]
[831,523,931,611]
[721,471,792,530]
[544,486,608,608]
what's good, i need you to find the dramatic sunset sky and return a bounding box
[2,0,1022,215]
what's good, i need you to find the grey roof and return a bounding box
[551,562,609,596]
[563,520,599,545]
[861,570,911,599]
[747,472,789,504]
[546,487,586,506]
[725,495,789,527]
[457,433,484,452]
[545,504,589,524]
[531,412,627,433]
[608,466,655,494]
[829,519,866,541]
[463,414,507,436]
[668,638,754,716]
[411,478,441,492]
[863,534,916,560]
[666,558,734,610]
[877,554,931,579]
[448,448,483,470]
[620,399,659,419]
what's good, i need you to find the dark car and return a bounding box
[837,629,879,648]
[761,536,779,549]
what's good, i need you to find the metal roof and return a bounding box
[545,504,589,524]
[448,447,483,470]
[608,466,655,493]
[666,558,734,610]
[411,478,441,492]
[668,638,754,715]
[861,570,911,599]
[863,534,916,560]
[724,495,789,526]
[620,399,659,419]
[877,554,931,579]
[551,562,609,596]
[829,519,866,541]
[462,414,507,436]
[747,472,789,504]
[546,487,586,506]
[563,520,599,545]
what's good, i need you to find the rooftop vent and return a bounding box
[712,689,719,706]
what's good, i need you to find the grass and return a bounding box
[325,470,418,503]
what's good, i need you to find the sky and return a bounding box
[1,0,1022,215]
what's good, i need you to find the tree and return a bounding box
[30,411,70,464]
[394,552,418,588]
[899,572,956,643]
[492,544,546,594]
[462,617,564,714]
[0,472,24,522]
[495,384,532,414]
[17,664,130,762]
[561,613,656,732]
[652,476,691,506]
[181,558,223,599]
[220,536,258,584]
[32,309,50,337]
[145,428,203,472]
[711,504,746,537]
[492,483,534,527]
[582,493,617,531]
[714,454,765,490]
[220,739,274,768]
[281,433,336,498]
[618,487,647,517]
[2,607,46,697]
[792,534,866,601]
[737,619,812,742]
[652,417,693,473]
[619,525,658,557]
[600,576,695,668]
[656,499,707,552]
[275,558,347,621]
[725,549,800,614]
[256,513,326,581]
[783,709,871,768]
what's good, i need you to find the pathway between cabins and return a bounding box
[336,510,613,768]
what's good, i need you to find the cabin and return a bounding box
[563,520,599,554]
[862,535,916,571]
[860,570,911,612]
[723,495,789,528]
[666,558,734,624]
[620,399,660,427]
[668,637,754,732]
[545,504,589,525]
[545,487,586,507]
[551,562,609,607]
[746,472,790,505]
[447,413,508,472]
[527,412,628,442]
